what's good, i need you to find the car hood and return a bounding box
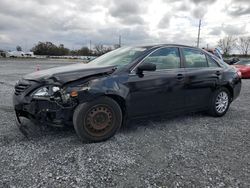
[23,63,117,84]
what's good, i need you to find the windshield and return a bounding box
[90,47,148,68]
[236,60,250,65]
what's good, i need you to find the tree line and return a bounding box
[217,36,250,56]
[30,41,120,56]
[15,37,250,57]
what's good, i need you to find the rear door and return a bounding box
[181,47,223,109]
[125,47,187,117]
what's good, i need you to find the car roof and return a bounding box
[137,44,198,50]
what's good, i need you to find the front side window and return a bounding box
[142,47,181,70]
[183,48,208,68]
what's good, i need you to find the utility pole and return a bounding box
[197,19,201,48]
[119,35,121,47]
[89,40,92,51]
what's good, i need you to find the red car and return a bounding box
[233,60,250,79]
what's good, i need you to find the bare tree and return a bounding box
[236,36,250,56]
[94,45,105,55]
[217,36,236,55]
[94,45,112,56]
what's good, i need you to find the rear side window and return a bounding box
[183,48,208,68]
[207,56,220,67]
[143,47,181,69]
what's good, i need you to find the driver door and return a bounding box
[125,47,186,117]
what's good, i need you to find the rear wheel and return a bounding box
[73,97,122,142]
[208,87,231,117]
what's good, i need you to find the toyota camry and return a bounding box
[13,44,241,142]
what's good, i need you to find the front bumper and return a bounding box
[13,93,75,128]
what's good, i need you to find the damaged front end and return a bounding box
[13,79,81,132]
[13,64,118,137]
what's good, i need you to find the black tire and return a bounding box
[73,97,122,142]
[208,87,231,117]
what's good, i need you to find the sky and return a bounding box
[0,0,250,51]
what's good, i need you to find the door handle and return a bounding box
[176,74,184,80]
[215,71,221,76]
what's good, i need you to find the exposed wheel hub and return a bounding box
[85,105,113,136]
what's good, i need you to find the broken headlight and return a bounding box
[32,86,60,98]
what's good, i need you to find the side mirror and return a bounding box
[136,62,156,75]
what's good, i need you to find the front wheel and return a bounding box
[208,88,231,117]
[73,97,122,142]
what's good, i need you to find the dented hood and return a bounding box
[23,63,117,84]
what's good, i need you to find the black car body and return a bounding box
[13,44,241,142]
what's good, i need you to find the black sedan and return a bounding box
[13,44,241,142]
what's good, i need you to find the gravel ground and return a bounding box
[0,59,249,187]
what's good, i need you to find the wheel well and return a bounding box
[105,94,126,116]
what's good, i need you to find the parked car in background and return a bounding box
[6,51,25,57]
[24,52,35,57]
[5,51,35,58]
[224,57,240,65]
[13,44,242,142]
[233,60,250,78]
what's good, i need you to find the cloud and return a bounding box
[209,27,222,35]
[92,26,153,45]
[227,6,250,17]
[177,3,189,11]
[192,5,207,18]
[225,0,250,17]
[189,0,217,18]
[0,34,12,44]
[108,0,146,25]
[209,24,246,36]
[0,0,249,51]
[162,0,218,19]
[169,32,197,46]
[158,13,171,29]
[189,0,217,4]
[222,25,246,35]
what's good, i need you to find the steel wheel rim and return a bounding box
[84,105,114,137]
[215,91,229,113]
